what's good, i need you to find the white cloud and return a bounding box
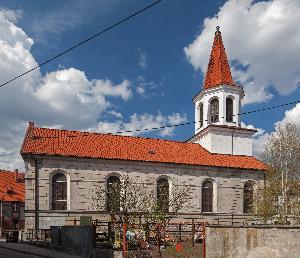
[92,79,132,101]
[241,122,269,156]
[0,9,181,170]
[184,0,300,105]
[0,118,27,171]
[135,76,161,98]
[281,103,300,130]
[0,9,133,170]
[95,112,187,137]
[136,86,146,95]
[244,102,300,157]
[138,49,147,69]
[107,110,123,119]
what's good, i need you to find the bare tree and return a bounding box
[93,175,194,224]
[256,120,300,224]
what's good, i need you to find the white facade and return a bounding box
[190,84,255,156]
[193,85,244,132]
[23,156,264,229]
[189,125,254,156]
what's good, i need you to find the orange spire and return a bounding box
[203,26,236,89]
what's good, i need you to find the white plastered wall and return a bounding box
[23,156,264,229]
[191,127,254,156]
[194,85,244,134]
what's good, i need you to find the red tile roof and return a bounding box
[20,122,267,171]
[204,27,237,89]
[0,170,25,202]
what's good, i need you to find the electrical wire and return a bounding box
[31,99,300,139]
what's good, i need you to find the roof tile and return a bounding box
[0,170,24,202]
[20,124,267,171]
[204,28,237,89]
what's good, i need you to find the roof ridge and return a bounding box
[32,125,196,145]
[21,124,267,171]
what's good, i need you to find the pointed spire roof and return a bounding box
[203,26,237,89]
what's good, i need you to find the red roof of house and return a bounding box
[204,27,237,89]
[20,122,267,171]
[0,170,25,202]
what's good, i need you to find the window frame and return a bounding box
[106,176,121,213]
[202,180,214,213]
[157,177,170,213]
[12,202,20,212]
[209,99,219,123]
[243,181,254,214]
[226,97,234,122]
[199,103,204,128]
[51,173,68,211]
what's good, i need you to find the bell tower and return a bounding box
[188,27,256,156]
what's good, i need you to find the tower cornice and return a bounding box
[193,84,244,104]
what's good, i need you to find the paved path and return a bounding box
[0,242,82,258]
[0,246,41,258]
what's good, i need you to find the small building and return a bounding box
[20,28,267,230]
[0,170,25,235]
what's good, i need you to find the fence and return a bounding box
[211,214,300,226]
[24,229,51,245]
[90,220,206,258]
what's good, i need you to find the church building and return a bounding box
[21,28,267,230]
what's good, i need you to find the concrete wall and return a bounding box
[24,156,264,229]
[60,225,95,257]
[206,225,300,258]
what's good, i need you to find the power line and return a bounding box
[111,100,300,134]
[31,100,300,138]
[0,0,163,89]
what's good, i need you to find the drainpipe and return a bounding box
[28,155,39,234]
[231,128,236,155]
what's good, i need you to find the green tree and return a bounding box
[256,120,300,224]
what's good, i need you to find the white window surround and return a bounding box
[156,175,173,212]
[201,178,218,213]
[193,84,244,134]
[225,95,235,123]
[197,102,204,129]
[105,173,123,191]
[208,97,220,124]
[49,170,70,211]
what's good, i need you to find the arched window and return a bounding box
[107,176,121,213]
[199,103,204,128]
[226,98,233,122]
[52,173,67,210]
[157,178,169,212]
[202,180,213,212]
[243,182,254,213]
[210,99,219,123]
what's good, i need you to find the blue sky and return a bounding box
[0,0,300,170]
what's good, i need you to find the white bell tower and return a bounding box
[188,27,256,156]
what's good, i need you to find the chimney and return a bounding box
[27,121,35,140]
[15,169,18,183]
